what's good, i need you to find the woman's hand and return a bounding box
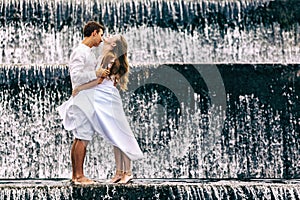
[101,69,110,78]
[96,68,110,78]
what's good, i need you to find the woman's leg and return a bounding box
[110,146,124,183]
[114,146,123,171]
[119,152,133,184]
[122,152,131,173]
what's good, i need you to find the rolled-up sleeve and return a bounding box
[69,50,97,88]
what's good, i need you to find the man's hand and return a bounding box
[72,88,80,96]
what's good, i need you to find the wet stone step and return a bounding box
[0,179,299,200]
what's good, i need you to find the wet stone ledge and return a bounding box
[0,179,299,200]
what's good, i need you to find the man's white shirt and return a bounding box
[69,43,98,89]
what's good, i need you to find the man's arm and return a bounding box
[72,79,100,96]
[69,52,98,87]
[72,69,110,96]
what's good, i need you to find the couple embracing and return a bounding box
[57,21,143,185]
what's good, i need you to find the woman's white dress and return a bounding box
[57,79,143,161]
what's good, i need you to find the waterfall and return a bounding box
[0,63,299,180]
[0,1,299,199]
[0,0,299,64]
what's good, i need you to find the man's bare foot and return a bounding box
[118,172,133,184]
[72,176,97,185]
[109,170,123,183]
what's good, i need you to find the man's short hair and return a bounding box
[83,21,105,37]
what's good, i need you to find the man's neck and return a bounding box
[82,37,93,48]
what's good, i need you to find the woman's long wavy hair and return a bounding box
[110,35,129,91]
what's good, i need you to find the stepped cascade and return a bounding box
[0,0,299,199]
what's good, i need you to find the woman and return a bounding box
[73,35,143,184]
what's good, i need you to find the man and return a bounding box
[58,21,109,184]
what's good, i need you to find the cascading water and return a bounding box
[1,0,300,64]
[0,0,299,199]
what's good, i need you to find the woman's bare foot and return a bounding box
[109,170,123,183]
[118,171,133,184]
[72,176,97,185]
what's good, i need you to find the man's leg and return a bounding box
[73,139,88,180]
[72,139,94,183]
[70,107,95,184]
[71,138,78,181]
